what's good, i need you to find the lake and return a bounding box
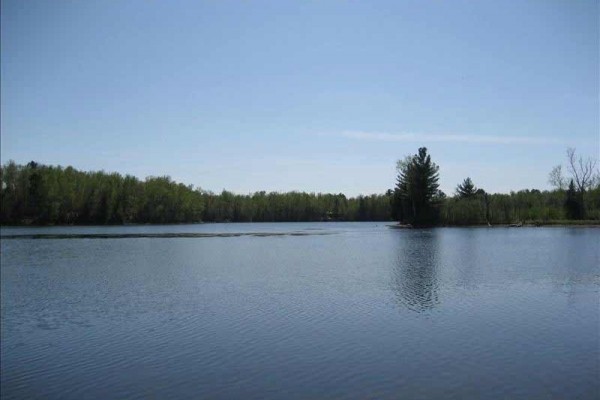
[1,223,598,399]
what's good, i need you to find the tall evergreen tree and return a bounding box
[395,147,440,225]
[456,177,477,198]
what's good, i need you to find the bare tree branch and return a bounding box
[566,147,598,192]
[548,165,565,190]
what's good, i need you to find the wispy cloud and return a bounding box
[340,131,562,145]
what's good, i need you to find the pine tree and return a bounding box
[456,177,477,198]
[395,147,440,225]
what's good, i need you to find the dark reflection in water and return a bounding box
[392,230,440,312]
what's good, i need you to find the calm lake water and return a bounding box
[1,223,599,399]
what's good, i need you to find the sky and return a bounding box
[1,0,598,196]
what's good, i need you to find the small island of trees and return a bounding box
[1,147,598,226]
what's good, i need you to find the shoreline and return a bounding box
[389,221,600,229]
[2,220,599,229]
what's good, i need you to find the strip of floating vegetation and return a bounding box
[0,231,338,240]
[522,219,600,226]
[388,220,600,229]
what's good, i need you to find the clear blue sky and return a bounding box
[1,0,598,196]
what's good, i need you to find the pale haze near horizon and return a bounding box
[1,0,598,196]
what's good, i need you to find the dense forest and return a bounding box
[1,149,599,226]
[0,161,390,224]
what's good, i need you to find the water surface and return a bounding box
[1,223,598,399]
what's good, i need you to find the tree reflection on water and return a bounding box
[392,230,441,312]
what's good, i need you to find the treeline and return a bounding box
[0,161,391,225]
[440,188,600,225]
[392,147,600,226]
[1,162,204,224]
[202,191,390,222]
[1,158,599,226]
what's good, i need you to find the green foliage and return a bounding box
[439,188,600,224]
[584,186,600,220]
[1,162,205,225]
[0,162,393,225]
[2,159,599,226]
[441,196,487,225]
[199,191,392,222]
[456,177,477,199]
[394,147,441,225]
[564,180,582,220]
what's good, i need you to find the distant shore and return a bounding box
[389,220,600,229]
[2,220,599,229]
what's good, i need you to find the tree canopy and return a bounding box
[0,161,392,225]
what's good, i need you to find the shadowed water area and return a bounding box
[1,223,599,399]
